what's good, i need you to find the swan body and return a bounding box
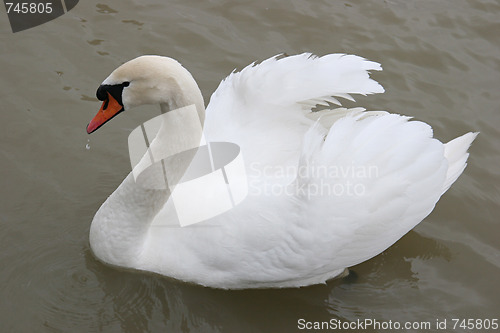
[88,54,477,289]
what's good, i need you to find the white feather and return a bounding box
[89,54,477,289]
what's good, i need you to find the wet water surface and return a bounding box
[1,0,499,332]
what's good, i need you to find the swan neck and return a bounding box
[89,173,169,265]
[159,80,205,125]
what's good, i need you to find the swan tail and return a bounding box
[442,132,479,194]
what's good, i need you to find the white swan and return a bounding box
[87,53,477,289]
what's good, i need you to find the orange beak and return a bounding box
[87,92,124,134]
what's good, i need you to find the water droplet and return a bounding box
[86,139,91,150]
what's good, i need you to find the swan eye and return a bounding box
[96,85,108,101]
[96,83,128,106]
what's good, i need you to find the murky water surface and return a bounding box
[1,1,499,332]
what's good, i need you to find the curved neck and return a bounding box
[90,89,205,267]
[89,173,169,266]
[90,62,206,266]
[160,71,205,126]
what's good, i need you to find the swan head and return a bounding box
[87,55,204,134]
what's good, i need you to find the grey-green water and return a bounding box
[1,1,499,332]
